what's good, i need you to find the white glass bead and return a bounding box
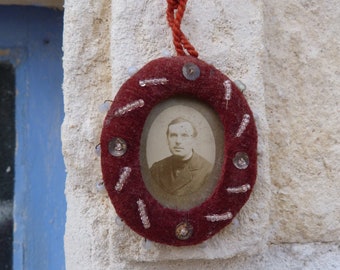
[128,66,138,76]
[226,184,251,193]
[206,212,233,222]
[117,108,124,115]
[236,114,251,137]
[139,80,146,87]
[125,103,132,111]
[115,167,132,192]
[139,78,168,87]
[138,99,145,106]
[161,48,172,57]
[234,80,247,92]
[137,199,150,229]
[98,100,112,113]
[95,181,106,193]
[231,218,240,230]
[115,216,124,227]
[95,143,101,156]
[224,80,232,100]
[114,99,145,117]
[142,239,154,250]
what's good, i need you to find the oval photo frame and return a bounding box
[140,97,224,211]
[100,56,257,246]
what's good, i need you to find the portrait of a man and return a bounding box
[140,98,223,210]
[149,117,213,198]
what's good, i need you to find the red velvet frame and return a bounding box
[100,56,257,246]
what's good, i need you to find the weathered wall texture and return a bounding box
[62,0,340,269]
[263,0,340,244]
[62,1,113,269]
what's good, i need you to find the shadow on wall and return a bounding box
[0,62,15,269]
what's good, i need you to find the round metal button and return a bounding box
[108,137,127,157]
[175,221,193,240]
[232,152,249,169]
[182,62,200,81]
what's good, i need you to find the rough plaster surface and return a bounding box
[62,0,340,269]
[124,243,340,270]
[62,0,113,269]
[263,0,340,243]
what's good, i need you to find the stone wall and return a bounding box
[62,0,340,269]
[263,0,340,244]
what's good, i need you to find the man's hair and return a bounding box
[166,117,198,137]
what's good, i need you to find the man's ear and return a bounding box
[192,136,198,146]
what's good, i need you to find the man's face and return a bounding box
[167,121,195,160]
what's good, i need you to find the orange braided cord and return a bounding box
[166,0,199,57]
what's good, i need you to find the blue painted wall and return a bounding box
[0,6,65,270]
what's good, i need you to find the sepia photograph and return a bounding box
[140,97,224,210]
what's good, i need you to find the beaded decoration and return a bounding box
[98,0,258,246]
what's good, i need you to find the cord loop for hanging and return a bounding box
[166,0,199,57]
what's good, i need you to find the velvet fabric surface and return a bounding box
[101,56,257,246]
